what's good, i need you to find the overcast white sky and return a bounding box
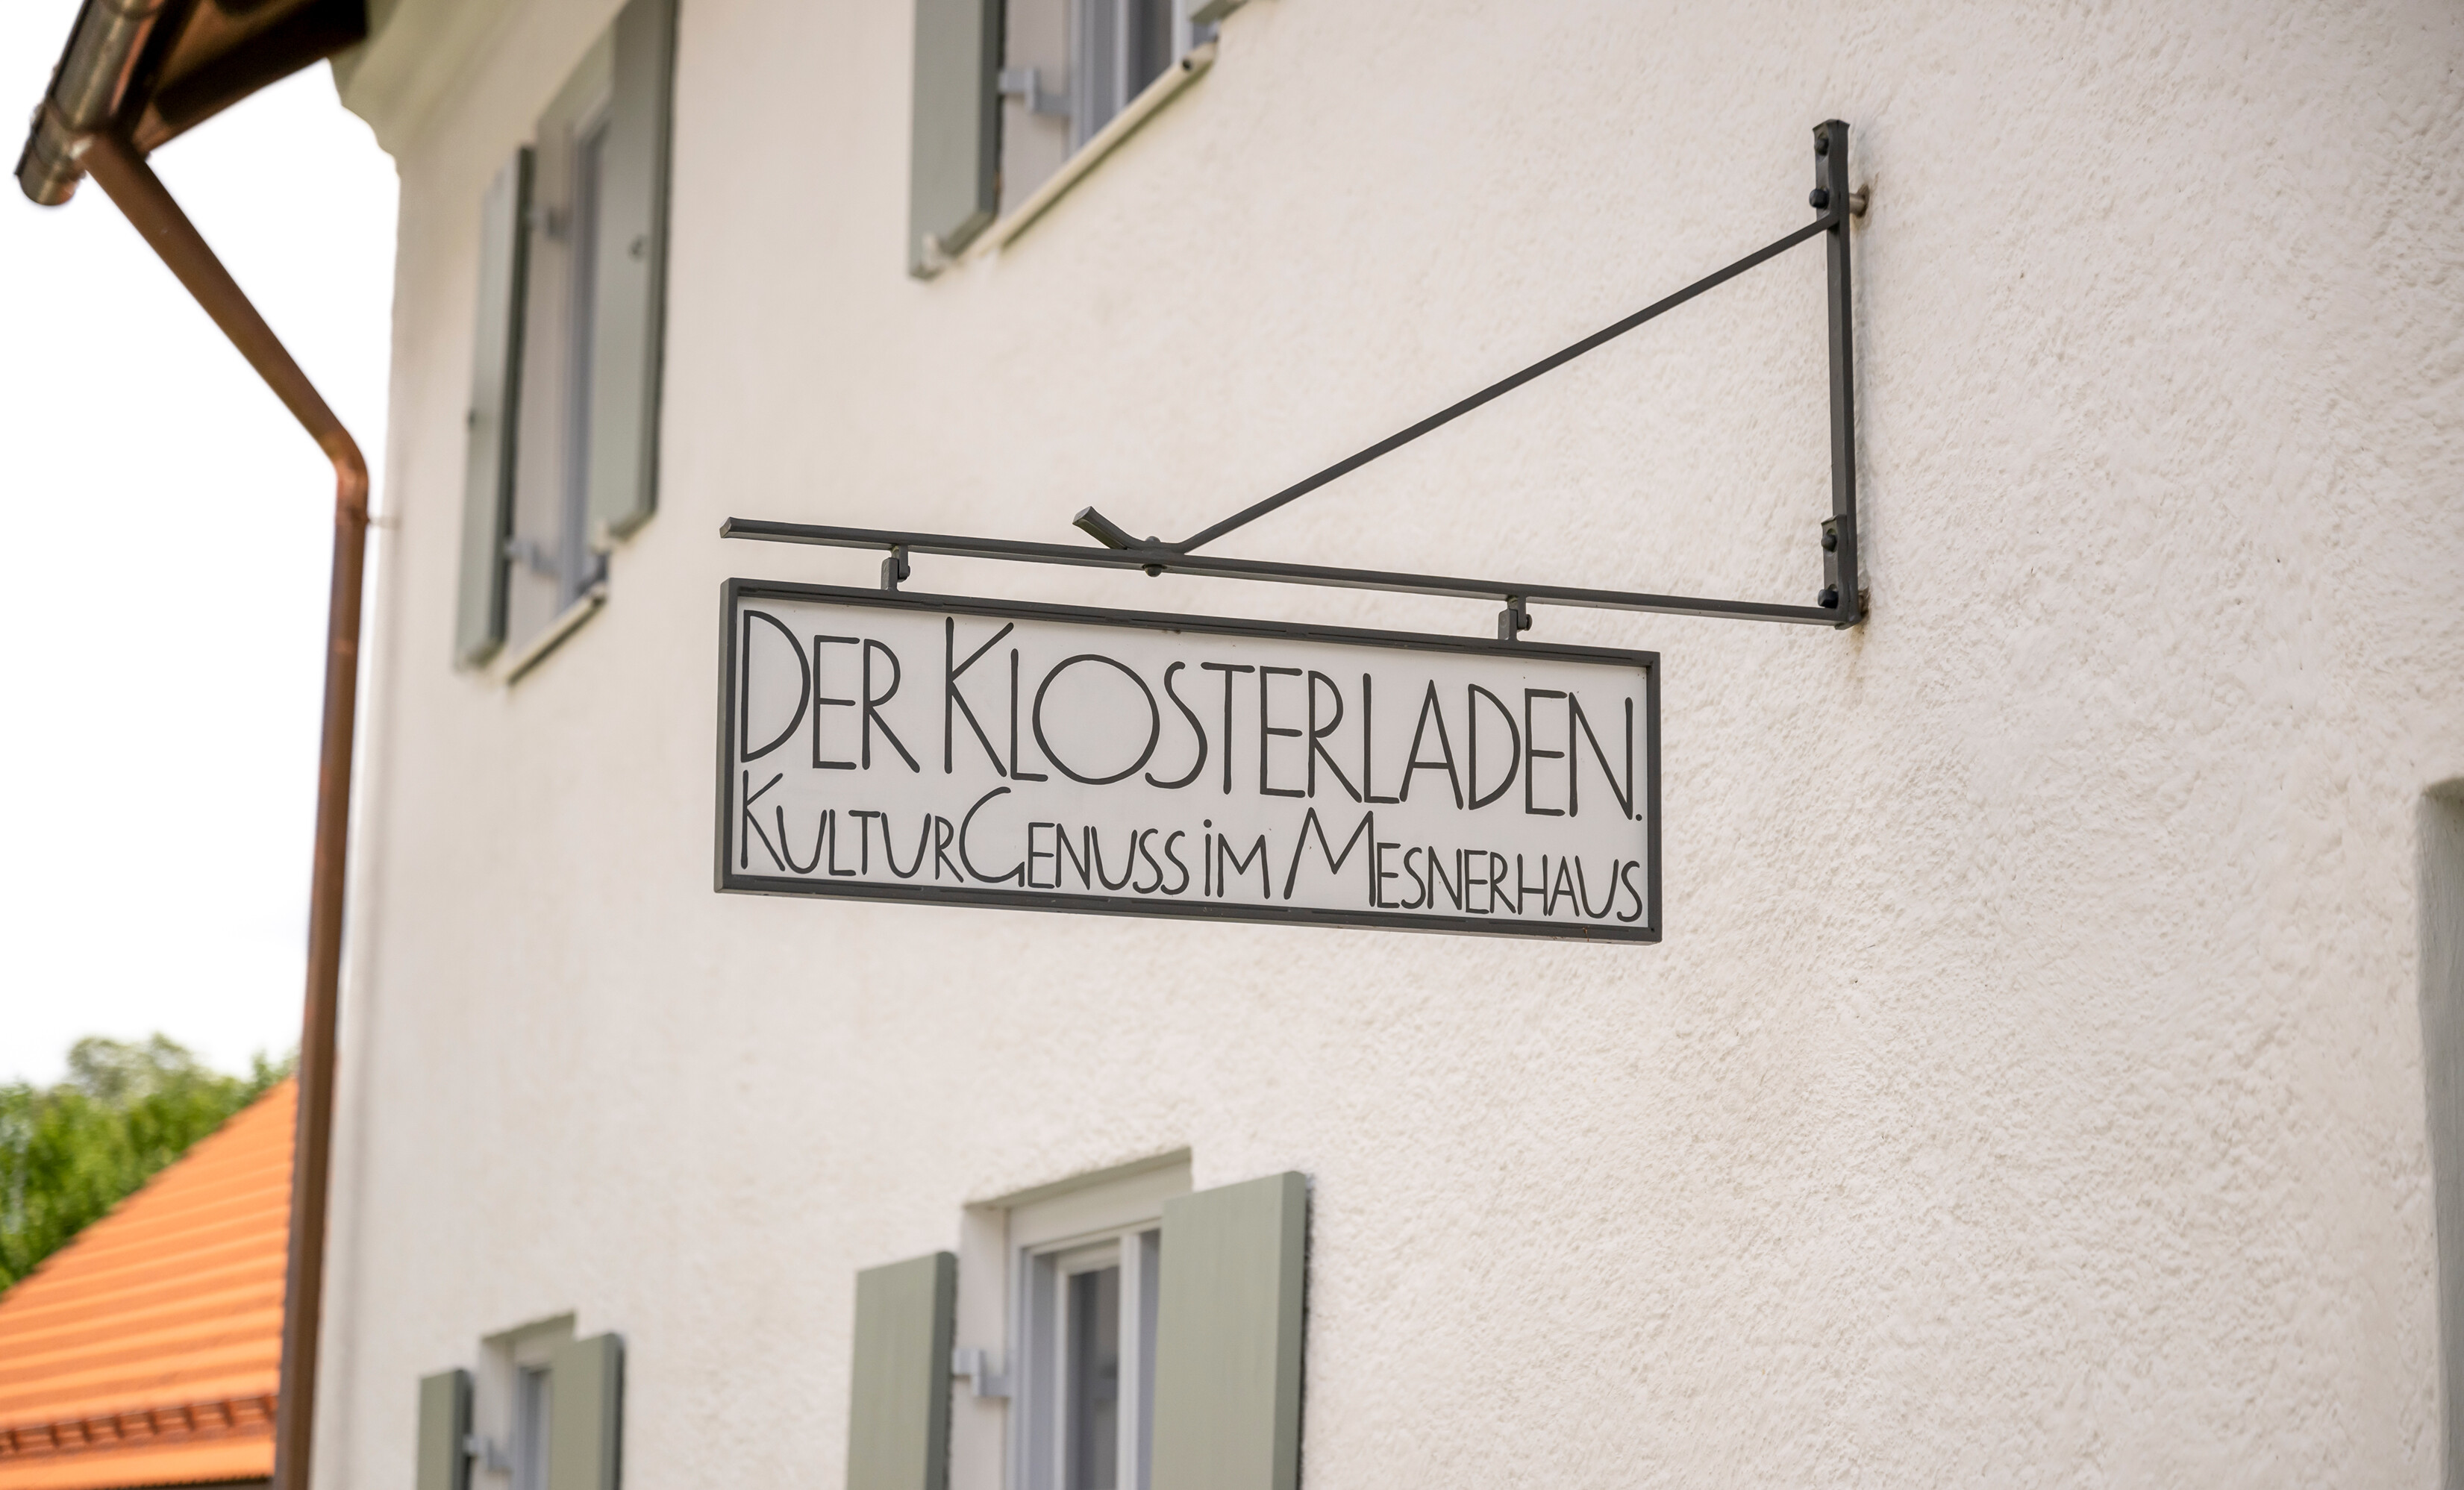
[0,4,398,1084]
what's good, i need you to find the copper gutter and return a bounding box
[14,0,175,204]
[74,131,363,1490]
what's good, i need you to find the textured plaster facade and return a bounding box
[322,0,2464,1483]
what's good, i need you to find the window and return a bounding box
[416,1321,625,1490]
[511,1363,552,1490]
[998,1159,1185,1490]
[454,0,675,676]
[996,0,1211,219]
[845,1167,1304,1490]
[503,43,615,663]
[466,1315,571,1490]
[1019,1225,1160,1490]
[906,0,1242,275]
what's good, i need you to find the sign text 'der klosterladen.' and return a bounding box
[717,584,1661,941]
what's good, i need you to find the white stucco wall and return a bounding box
[319,0,2464,1483]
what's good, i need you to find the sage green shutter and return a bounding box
[585,0,678,549]
[547,1333,625,1490]
[846,1252,956,1490]
[416,1368,472,1490]
[1151,1172,1307,1490]
[905,0,1000,276]
[454,148,531,668]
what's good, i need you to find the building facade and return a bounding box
[316,0,2464,1483]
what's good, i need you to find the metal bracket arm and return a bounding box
[737,121,1866,636]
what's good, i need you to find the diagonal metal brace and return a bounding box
[1072,121,1864,628]
[1127,214,1834,558]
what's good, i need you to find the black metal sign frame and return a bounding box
[722,121,1865,642]
[716,580,1662,942]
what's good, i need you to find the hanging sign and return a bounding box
[717,582,1660,941]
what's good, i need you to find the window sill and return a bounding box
[971,41,1216,259]
[503,583,607,683]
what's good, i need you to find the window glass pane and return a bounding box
[1066,1264,1122,1490]
[1126,0,1171,101]
[1076,0,1175,146]
[514,1365,551,1490]
[1134,1229,1159,1486]
[1072,0,1116,149]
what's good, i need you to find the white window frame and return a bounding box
[471,1314,574,1490]
[1017,1222,1160,1490]
[960,1156,1188,1490]
[511,1362,553,1490]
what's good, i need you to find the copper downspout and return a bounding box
[75,131,363,1490]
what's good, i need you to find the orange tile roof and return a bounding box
[0,1081,294,1490]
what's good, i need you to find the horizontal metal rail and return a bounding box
[719,518,1842,626]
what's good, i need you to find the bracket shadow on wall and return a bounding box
[725,120,1867,642]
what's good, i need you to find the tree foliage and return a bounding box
[0,1036,291,1290]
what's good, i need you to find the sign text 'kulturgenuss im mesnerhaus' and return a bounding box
[717,583,1660,940]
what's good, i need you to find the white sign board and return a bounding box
[718,583,1660,941]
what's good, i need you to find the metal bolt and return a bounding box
[1822,529,1838,552]
[1818,586,1839,608]
[1814,133,1830,156]
[1809,187,1830,210]
[1498,598,1534,642]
